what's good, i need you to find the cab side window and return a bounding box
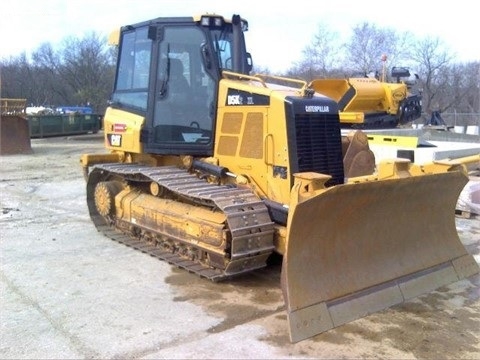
[113,28,152,111]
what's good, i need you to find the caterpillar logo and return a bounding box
[305,105,330,113]
[108,134,122,147]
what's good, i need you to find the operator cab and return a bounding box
[110,14,252,155]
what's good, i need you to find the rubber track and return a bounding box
[89,163,276,282]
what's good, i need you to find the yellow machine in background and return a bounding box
[311,67,422,128]
[80,14,478,342]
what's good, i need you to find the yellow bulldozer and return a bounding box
[80,14,479,342]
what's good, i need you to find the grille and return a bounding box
[293,113,344,186]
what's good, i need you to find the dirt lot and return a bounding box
[1,134,479,359]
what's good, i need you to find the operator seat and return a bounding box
[169,58,190,97]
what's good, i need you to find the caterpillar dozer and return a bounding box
[311,67,422,128]
[80,14,479,342]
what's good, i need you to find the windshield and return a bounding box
[210,28,234,70]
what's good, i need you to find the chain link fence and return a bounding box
[415,112,480,126]
[412,113,480,134]
[437,113,480,127]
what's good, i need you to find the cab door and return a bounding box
[145,25,217,156]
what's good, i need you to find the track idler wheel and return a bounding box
[94,181,124,217]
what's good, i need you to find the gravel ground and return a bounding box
[1,134,479,359]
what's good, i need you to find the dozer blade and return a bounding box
[0,115,32,155]
[281,171,478,343]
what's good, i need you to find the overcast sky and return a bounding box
[1,0,478,72]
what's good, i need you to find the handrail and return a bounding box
[221,70,268,87]
[221,71,312,96]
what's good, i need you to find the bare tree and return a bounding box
[293,23,342,80]
[0,53,34,100]
[410,36,454,116]
[454,62,480,114]
[58,32,115,112]
[251,65,273,75]
[30,43,72,105]
[344,22,408,78]
[0,32,115,113]
[2,25,477,125]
